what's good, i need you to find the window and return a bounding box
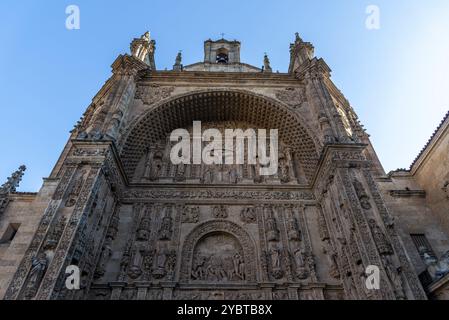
[410,234,436,261]
[216,48,229,64]
[0,223,20,244]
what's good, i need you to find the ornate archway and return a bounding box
[179,220,258,283]
[119,89,320,184]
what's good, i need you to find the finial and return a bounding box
[0,165,26,195]
[295,32,302,43]
[220,33,225,39]
[141,31,150,42]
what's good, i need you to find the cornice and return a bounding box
[410,110,449,175]
[136,70,297,85]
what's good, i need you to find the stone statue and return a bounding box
[286,208,301,241]
[136,215,151,241]
[94,238,112,279]
[175,164,186,181]
[127,248,143,280]
[43,215,66,251]
[158,209,173,240]
[265,207,279,241]
[228,166,239,184]
[233,253,245,280]
[278,157,290,183]
[253,159,265,184]
[106,109,123,139]
[352,178,372,210]
[381,255,405,300]
[175,51,182,66]
[268,245,284,279]
[153,247,168,278]
[263,53,272,73]
[149,153,164,181]
[65,170,87,207]
[142,249,155,278]
[24,253,48,299]
[369,219,393,255]
[192,255,208,280]
[270,246,281,270]
[293,248,307,279]
[119,240,133,281]
[202,167,216,184]
[166,250,177,278]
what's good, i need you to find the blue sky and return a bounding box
[0,0,448,191]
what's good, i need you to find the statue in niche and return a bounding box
[352,178,372,210]
[286,207,301,241]
[240,207,256,224]
[166,250,177,278]
[175,164,186,182]
[127,249,143,280]
[381,255,406,300]
[212,205,228,219]
[65,170,87,207]
[24,253,48,299]
[158,208,173,240]
[149,152,164,181]
[233,253,245,280]
[153,246,169,279]
[268,245,284,279]
[105,109,123,138]
[322,242,340,279]
[43,215,66,251]
[119,240,133,281]
[136,214,151,241]
[265,207,279,242]
[142,248,155,278]
[86,109,107,140]
[253,157,265,184]
[278,157,290,183]
[94,237,112,279]
[228,166,239,184]
[142,150,152,180]
[368,219,393,255]
[293,247,308,279]
[202,167,216,184]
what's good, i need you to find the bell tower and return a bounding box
[204,38,241,64]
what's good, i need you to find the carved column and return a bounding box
[314,144,427,300]
[4,141,123,300]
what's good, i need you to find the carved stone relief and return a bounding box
[134,84,175,106]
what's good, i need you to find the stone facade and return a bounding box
[0,32,448,300]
